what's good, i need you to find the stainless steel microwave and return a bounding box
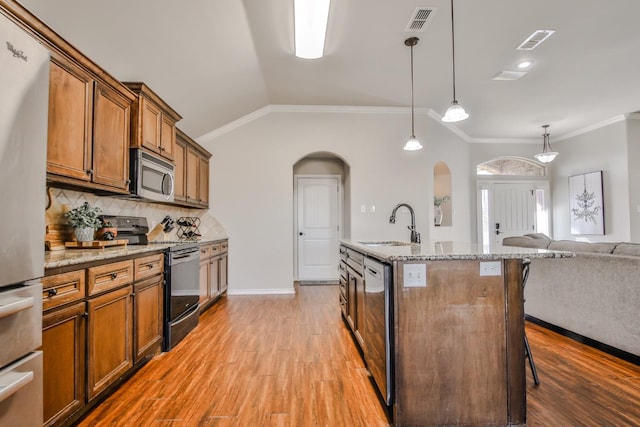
[129,149,175,202]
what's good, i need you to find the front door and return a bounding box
[296,177,340,281]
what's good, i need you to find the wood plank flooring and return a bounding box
[76,285,640,426]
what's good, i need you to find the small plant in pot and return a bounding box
[64,202,102,242]
[96,217,118,241]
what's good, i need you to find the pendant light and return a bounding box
[534,125,558,163]
[441,0,469,123]
[404,37,423,151]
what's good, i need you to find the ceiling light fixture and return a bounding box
[403,37,423,151]
[441,0,469,123]
[534,125,559,163]
[294,0,331,59]
[517,60,534,69]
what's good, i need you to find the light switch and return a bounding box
[403,263,427,287]
[361,204,366,213]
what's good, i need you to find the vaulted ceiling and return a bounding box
[19,0,640,142]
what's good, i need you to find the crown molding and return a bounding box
[556,115,626,141]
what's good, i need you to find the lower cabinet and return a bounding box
[87,285,133,401]
[42,252,164,426]
[42,301,86,427]
[133,276,163,363]
[199,240,228,312]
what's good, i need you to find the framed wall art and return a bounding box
[569,171,604,235]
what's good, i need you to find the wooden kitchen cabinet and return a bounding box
[176,128,212,208]
[133,276,163,363]
[46,52,135,194]
[87,284,134,401]
[133,253,164,363]
[125,82,182,162]
[199,240,228,312]
[42,301,86,427]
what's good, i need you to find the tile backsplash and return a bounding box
[48,187,227,242]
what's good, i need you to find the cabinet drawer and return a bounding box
[199,243,213,259]
[220,240,228,253]
[210,242,222,257]
[87,260,133,296]
[42,269,85,311]
[134,253,164,281]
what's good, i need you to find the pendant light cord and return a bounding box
[450,0,457,101]
[410,42,415,137]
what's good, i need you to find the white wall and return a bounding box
[200,108,471,294]
[552,120,630,242]
[626,115,640,242]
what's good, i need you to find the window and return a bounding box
[477,157,545,176]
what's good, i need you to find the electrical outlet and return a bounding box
[479,261,501,276]
[403,263,427,287]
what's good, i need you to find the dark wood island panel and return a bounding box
[393,259,526,427]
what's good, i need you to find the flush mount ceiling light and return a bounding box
[403,37,423,151]
[517,60,534,69]
[534,125,559,163]
[294,0,331,59]
[441,0,469,123]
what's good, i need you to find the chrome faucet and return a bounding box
[389,203,421,244]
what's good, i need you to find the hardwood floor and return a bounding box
[76,285,640,426]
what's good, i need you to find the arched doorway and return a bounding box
[293,152,350,283]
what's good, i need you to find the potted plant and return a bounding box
[64,202,102,242]
[434,195,450,226]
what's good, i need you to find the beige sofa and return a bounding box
[502,234,640,358]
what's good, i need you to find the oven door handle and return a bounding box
[0,296,34,320]
[0,370,34,403]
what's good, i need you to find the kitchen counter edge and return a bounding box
[340,239,575,263]
[44,238,228,269]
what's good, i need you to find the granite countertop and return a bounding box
[45,238,227,269]
[340,239,575,263]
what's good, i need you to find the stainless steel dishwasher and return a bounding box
[363,257,393,406]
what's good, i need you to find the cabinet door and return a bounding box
[209,256,220,299]
[87,285,133,401]
[43,302,86,427]
[199,257,210,306]
[133,276,163,363]
[160,114,176,161]
[47,57,93,181]
[219,254,228,294]
[185,147,199,203]
[140,97,162,154]
[174,137,187,202]
[92,82,131,190]
[198,155,209,207]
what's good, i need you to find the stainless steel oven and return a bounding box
[363,257,393,406]
[163,244,200,351]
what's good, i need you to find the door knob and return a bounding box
[299,232,305,236]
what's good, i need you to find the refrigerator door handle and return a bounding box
[0,370,34,403]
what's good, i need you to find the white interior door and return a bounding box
[492,183,537,246]
[297,177,340,281]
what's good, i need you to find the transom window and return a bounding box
[477,157,545,176]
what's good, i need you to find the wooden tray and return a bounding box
[65,240,128,249]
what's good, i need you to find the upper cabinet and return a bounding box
[46,52,135,193]
[175,128,211,209]
[125,82,182,162]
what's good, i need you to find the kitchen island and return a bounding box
[339,240,573,427]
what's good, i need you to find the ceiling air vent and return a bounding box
[516,29,555,50]
[492,70,528,81]
[405,7,437,32]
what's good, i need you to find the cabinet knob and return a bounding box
[47,288,58,297]
[126,179,131,185]
[82,312,89,318]
[148,264,154,269]
[86,169,94,175]
[110,273,117,280]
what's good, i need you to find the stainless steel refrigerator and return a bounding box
[0,10,49,426]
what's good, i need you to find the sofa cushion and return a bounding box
[547,240,616,254]
[502,236,550,249]
[612,242,640,257]
[524,233,551,240]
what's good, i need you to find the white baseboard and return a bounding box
[227,287,295,296]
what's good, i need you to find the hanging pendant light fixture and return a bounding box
[404,37,423,151]
[441,0,469,123]
[534,124,559,163]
